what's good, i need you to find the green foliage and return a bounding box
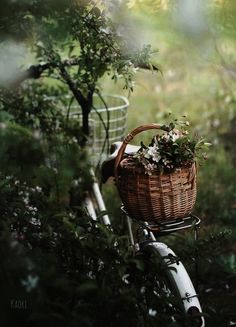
[0,82,90,201]
[0,214,195,327]
[32,1,153,93]
[0,0,154,139]
[0,0,74,40]
[196,146,236,224]
[0,84,70,136]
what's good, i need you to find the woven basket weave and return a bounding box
[114,124,197,222]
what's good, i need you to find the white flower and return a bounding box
[145,163,156,175]
[122,274,130,284]
[148,309,157,317]
[147,146,161,163]
[35,186,42,192]
[30,218,41,226]
[21,274,39,292]
[162,129,182,142]
[163,158,171,166]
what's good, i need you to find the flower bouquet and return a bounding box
[114,119,209,223]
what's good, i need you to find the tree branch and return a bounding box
[58,64,86,108]
[11,58,80,87]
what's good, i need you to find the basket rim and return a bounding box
[119,156,196,175]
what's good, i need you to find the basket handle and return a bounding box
[114,123,162,180]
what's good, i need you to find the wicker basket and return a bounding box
[114,124,197,223]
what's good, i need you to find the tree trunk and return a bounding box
[80,90,93,147]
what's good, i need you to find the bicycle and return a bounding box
[82,102,205,326]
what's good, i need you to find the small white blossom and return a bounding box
[145,163,156,175]
[162,130,181,142]
[35,186,42,192]
[23,197,29,205]
[21,274,39,292]
[148,309,157,317]
[53,168,58,174]
[30,218,41,226]
[122,274,130,285]
[163,158,170,166]
[147,146,161,163]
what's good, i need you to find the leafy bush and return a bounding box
[0,208,196,327]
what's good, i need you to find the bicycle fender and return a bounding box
[143,241,205,326]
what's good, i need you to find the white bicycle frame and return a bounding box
[84,169,111,226]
